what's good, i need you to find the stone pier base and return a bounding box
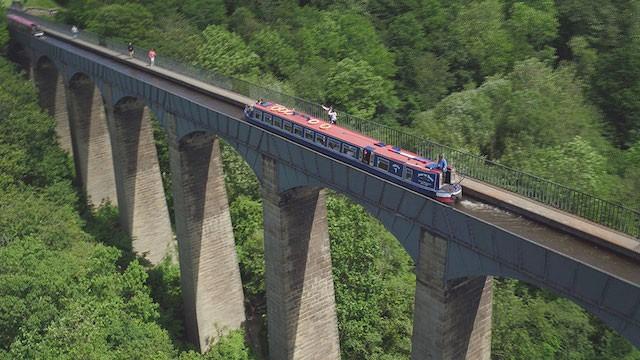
[106,96,172,264]
[168,118,245,352]
[67,75,117,206]
[411,231,492,360]
[261,156,341,360]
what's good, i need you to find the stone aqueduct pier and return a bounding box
[7,16,640,359]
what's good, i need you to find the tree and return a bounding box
[296,10,395,79]
[195,25,260,78]
[620,142,640,210]
[506,0,558,62]
[492,279,597,360]
[86,3,156,42]
[449,0,513,81]
[325,58,398,120]
[249,28,298,79]
[500,136,611,198]
[402,52,454,111]
[146,14,202,63]
[592,25,640,146]
[413,84,496,154]
[328,195,414,359]
[180,0,226,30]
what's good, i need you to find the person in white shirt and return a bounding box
[321,104,337,124]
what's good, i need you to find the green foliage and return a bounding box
[415,59,606,160]
[0,188,86,248]
[229,196,264,300]
[221,142,260,202]
[196,25,260,78]
[449,0,513,81]
[568,36,598,79]
[620,142,640,210]
[592,24,640,146]
[501,136,610,197]
[249,28,298,79]
[0,14,8,49]
[147,259,185,346]
[401,52,454,112]
[328,195,414,359]
[296,10,395,79]
[326,58,398,120]
[414,84,495,154]
[86,3,155,42]
[506,0,558,62]
[179,330,254,360]
[147,14,202,63]
[180,0,226,30]
[493,279,597,359]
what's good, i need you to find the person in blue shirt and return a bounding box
[428,153,447,171]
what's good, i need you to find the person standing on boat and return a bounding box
[429,153,450,183]
[322,104,337,124]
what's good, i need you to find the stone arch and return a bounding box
[67,71,118,206]
[108,95,172,264]
[446,242,640,348]
[33,55,73,154]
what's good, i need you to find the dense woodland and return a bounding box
[1,0,639,359]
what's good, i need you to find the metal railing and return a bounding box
[11,10,640,239]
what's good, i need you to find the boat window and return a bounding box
[327,138,340,151]
[284,121,293,133]
[342,143,359,159]
[405,167,413,181]
[304,128,314,141]
[273,116,283,129]
[362,149,372,164]
[315,133,327,146]
[263,113,273,125]
[253,110,262,121]
[376,157,389,171]
[293,125,303,137]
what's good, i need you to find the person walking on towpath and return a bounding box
[128,42,134,58]
[321,104,337,124]
[147,48,156,66]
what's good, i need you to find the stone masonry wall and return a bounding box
[34,60,73,155]
[105,96,172,264]
[67,75,117,206]
[167,117,245,352]
[411,230,492,360]
[262,155,341,360]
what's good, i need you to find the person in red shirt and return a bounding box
[147,48,156,66]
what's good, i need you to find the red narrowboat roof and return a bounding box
[254,102,441,172]
[7,14,35,27]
